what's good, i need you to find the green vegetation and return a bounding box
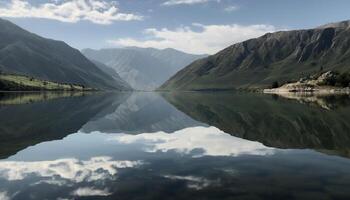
[0,73,95,91]
[322,71,350,87]
[271,81,279,88]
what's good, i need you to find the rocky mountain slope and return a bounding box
[0,18,129,90]
[82,47,206,90]
[160,20,350,91]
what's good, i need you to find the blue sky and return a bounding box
[1,0,350,54]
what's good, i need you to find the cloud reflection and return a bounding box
[72,187,112,197]
[0,157,141,182]
[112,126,275,157]
[163,175,214,190]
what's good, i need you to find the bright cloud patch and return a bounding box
[72,187,111,197]
[111,126,275,157]
[162,0,209,6]
[0,0,143,24]
[108,23,277,54]
[0,157,141,182]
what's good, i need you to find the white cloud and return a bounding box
[0,157,141,182]
[0,0,143,24]
[72,187,111,197]
[108,23,277,54]
[224,5,238,12]
[162,0,209,6]
[111,126,275,157]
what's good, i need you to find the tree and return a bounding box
[338,72,350,87]
[272,81,279,88]
[319,66,324,72]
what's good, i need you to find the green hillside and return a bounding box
[160,20,350,91]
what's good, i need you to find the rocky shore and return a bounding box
[264,71,350,94]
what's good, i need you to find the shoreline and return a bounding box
[263,87,350,95]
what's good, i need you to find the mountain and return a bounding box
[160,20,350,91]
[0,18,129,90]
[82,47,207,90]
[90,59,132,90]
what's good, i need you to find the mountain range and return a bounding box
[160,20,350,91]
[82,47,207,90]
[2,17,350,92]
[0,18,130,90]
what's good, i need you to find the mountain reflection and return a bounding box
[0,91,350,199]
[0,92,203,159]
[81,92,205,134]
[0,92,129,158]
[162,92,350,157]
[269,92,350,110]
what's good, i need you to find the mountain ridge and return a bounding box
[160,19,350,91]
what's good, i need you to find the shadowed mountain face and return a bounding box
[162,92,350,157]
[160,20,350,91]
[82,47,207,90]
[0,92,130,158]
[0,18,129,90]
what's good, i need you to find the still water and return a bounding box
[0,91,349,200]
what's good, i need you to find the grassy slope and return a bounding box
[0,73,95,91]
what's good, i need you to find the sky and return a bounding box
[0,0,350,54]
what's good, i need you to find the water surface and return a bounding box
[0,91,349,200]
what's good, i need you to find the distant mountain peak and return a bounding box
[82,47,207,90]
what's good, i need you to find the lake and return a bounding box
[0,91,349,200]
